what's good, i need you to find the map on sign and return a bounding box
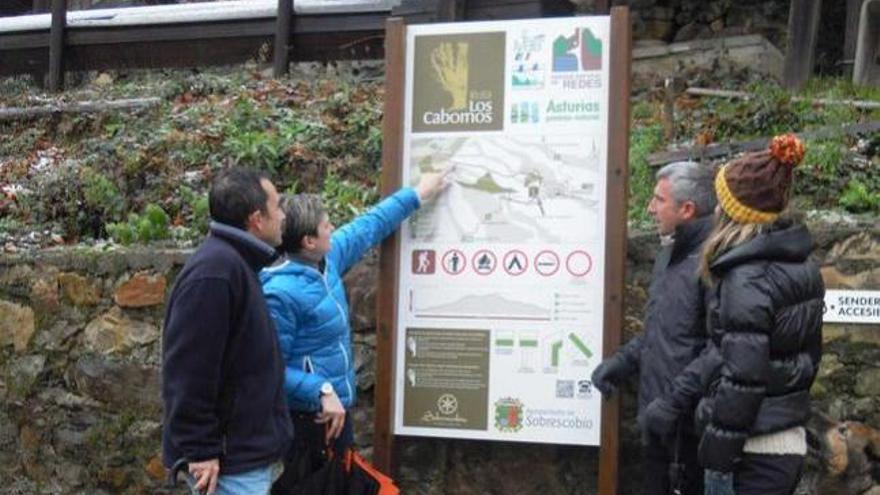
[407,135,602,244]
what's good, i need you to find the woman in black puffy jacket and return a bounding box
[696,134,824,495]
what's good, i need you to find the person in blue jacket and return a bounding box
[260,169,449,454]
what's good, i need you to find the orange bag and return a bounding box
[343,449,400,495]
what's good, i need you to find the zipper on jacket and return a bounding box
[303,355,322,412]
[321,271,348,325]
[303,264,354,406]
[322,273,355,403]
[338,341,354,402]
[338,341,349,369]
[299,262,348,326]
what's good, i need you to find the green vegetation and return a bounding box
[178,186,210,237]
[83,168,124,221]
[0,69,876,245]
[0,217,23,234]
[628,125,665,225]
[675,78,880,143]
[840,180,880,212]
[321,172,379,220]
[0,69,385,245]
[106,204,171,245]
[626,77,880,229]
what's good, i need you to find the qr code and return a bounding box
[556,380,574,398]
[577,380,593,399]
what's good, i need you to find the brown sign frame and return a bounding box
[375,9,631,493]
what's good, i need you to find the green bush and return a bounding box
[840,180,880,212]
[106,204,171,245]
[628,125,665,226]
[17,164,122,240]
[178,186,210,238]
[224,130,285,170]
[321,173,379,224]
[83,168,123,220]
[794,139,851,209]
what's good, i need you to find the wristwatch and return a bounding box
[320,382,335,397]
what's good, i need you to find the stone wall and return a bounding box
[0,218,877,494]
[625,0,789,45]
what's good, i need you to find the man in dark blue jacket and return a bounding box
[162,167,293,495]
[591,161,716,495]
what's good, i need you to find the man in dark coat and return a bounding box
[591,161,716,495]
[162,167,293,495]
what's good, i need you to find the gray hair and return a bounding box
[279,193,326,255]
[655,161,717,217]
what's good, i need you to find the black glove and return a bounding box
[590,354,631,396]
[641,397,681,440]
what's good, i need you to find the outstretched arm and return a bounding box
[329,170,451,273]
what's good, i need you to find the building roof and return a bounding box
[0,0,400,33]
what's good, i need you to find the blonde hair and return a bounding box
[700,209,765,284]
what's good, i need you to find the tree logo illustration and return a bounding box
[412,32,505,132]
[430,42,469,110]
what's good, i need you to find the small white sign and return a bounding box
[823,290,880,324]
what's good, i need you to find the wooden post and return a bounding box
[31,0,51,86]
[273,0,292,76]
[853,0,880,86]
[782,0,822,90]
[662,77,675,142]
[436,0,465,21]
[599,6,630,495]
[844,0,867,70]
[48,0,67,92]
[374,16,406,476]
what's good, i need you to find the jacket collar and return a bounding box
[710,220,813,274]
[289,252,325,273]
[670,214,714,262]
[261,254,325,279]
[209,221,278,271]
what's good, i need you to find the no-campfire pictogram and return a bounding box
[472,249,497,275]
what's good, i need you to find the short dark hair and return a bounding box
[208,167,269,229]
[279,193,326,255]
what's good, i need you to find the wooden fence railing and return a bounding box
[0,0,575,90]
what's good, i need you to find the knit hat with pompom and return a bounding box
[715,133,805,224]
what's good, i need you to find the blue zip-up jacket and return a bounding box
[260,187,421,412]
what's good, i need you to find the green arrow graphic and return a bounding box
[568,333,592,358]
